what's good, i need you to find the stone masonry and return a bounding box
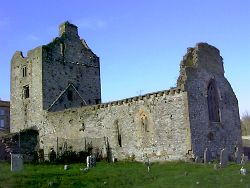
[0,100,10,160]
[10,22,242,162]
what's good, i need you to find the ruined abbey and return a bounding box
[10,22,242,161]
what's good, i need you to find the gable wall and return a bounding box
[178,43,242,158]
[41,23,101,110]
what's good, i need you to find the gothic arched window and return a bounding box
[207,79,220,122]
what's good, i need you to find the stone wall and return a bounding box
[10,47,43,132]
[178,43,242,158]
[0,100,10,133]
[0,100,10,160]
[0,129,39,161]
[10,21,242,162]
[11,22,101,133]
[42,21,101,110]
[40,88,191,162]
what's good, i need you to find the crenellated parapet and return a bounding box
[81,87,185,111]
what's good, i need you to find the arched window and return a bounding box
[207,79,220,122]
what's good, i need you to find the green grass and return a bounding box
[1,161,250,188]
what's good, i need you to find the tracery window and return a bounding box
[207,79,220,122]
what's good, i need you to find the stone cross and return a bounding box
[11,154,23,172]
[204,148,212,164]
[219,148,228,168]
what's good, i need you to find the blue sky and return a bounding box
[0,0,249,115]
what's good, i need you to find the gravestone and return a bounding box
[244,156,249,163]
[241,154,248,165]
[220,148,228,168]
[64,165,69,170]
[86,156,91,168]
[240,167,247,175]
[234,147,241,164]
[91,155,96,167]
[11,154,23,172]
[86,155,96,169]
[204,148,212,164]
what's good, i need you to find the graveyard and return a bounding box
[0,161,250,187]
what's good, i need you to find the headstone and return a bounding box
[86,156,91,168]
[86,155,96,169]
[241,154,245,165]
[234,147,241,164]
[240,167,247,175]
[64,165,69,170]
[244,156,249,163]
[204,148,212,164]
[220,148,228,168]
[91,155,96,167]
[11,154,23,172]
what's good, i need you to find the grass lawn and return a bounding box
[0,161,250,188]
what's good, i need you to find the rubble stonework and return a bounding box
[10,22,242,162]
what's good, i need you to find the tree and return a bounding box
[241,112,250,136]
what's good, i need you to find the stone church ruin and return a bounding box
[10,22,242,162]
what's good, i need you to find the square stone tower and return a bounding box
[10,21,101,132]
